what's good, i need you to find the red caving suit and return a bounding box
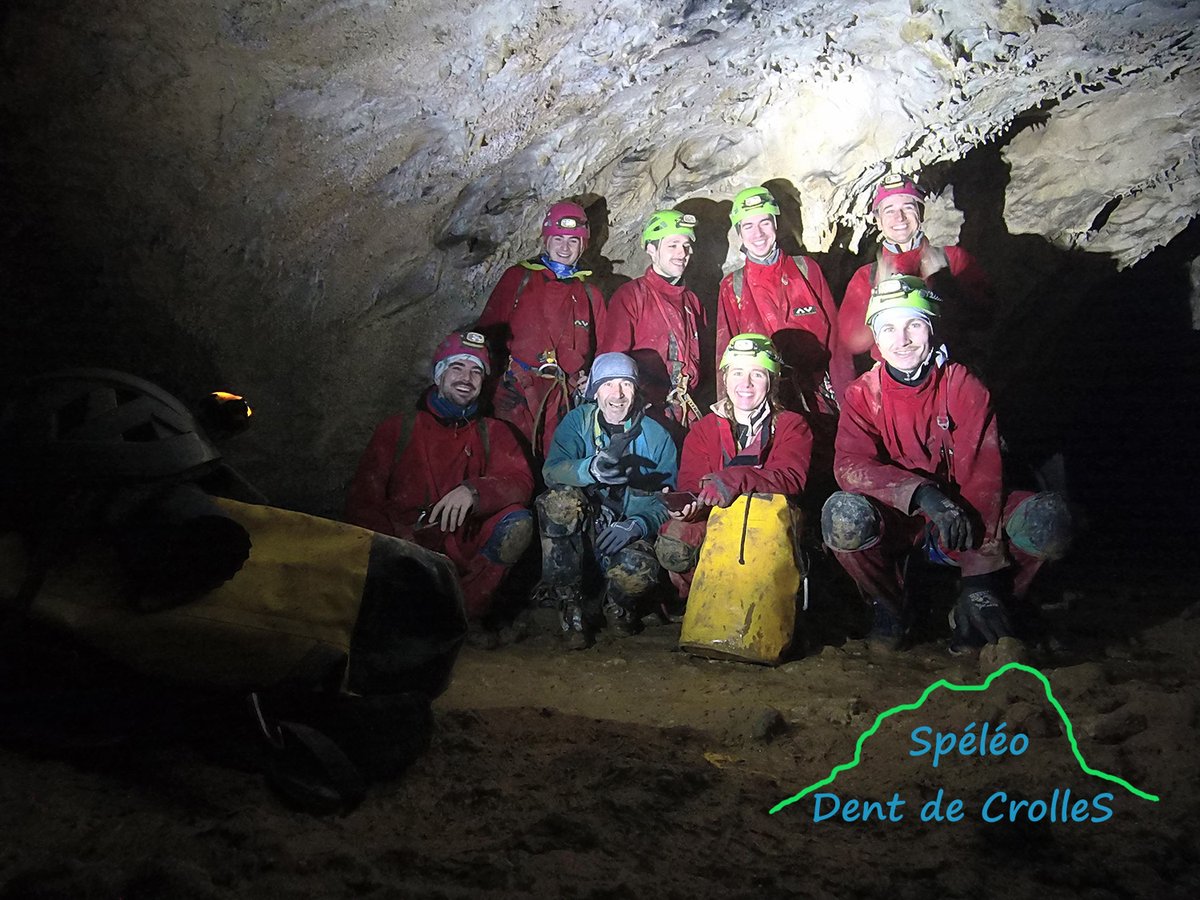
[345,393,534,619]
[597,266,706,431]
[832,361,1043,602]
[716,254,855,408]
[477,260,605,457]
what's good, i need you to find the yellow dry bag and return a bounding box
[679,493,804,665]
[9,498,466,696]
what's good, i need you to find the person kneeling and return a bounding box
[538,353,678,649]
[655,334,813,606]
[821,277,1072,652]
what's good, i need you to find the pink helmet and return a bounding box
[871,174,925,212]
[432,331,490,383]
[541,201,590,246]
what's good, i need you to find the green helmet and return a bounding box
[865,276,941,327]
[720,333,782,374]
[642,209,697,245]
[729,186,780,228]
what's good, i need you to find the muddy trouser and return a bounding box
[820,490,1072,607]
[536,488,660,613]
[656,503,806,601]
[405,506,533,621]
[655,517,708,601]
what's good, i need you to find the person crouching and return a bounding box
[537,352,678,649]
[655,334,813,607]
[345,331,535,645]
[821,277,1072,651]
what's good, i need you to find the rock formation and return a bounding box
[3,0,1197,510]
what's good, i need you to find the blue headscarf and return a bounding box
[539,253,580,281]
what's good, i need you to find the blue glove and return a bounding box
[595,519,645,556]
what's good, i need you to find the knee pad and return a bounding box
[482,510,533,566]
[605,542,661,597]
[655,533,699,574]
[536,488,587,538]
[820,491,880,551]
[1007,492,1073,560]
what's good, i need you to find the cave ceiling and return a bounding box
[3,0,1197,508]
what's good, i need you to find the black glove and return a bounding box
[603,415,643,457]
[588,448,629,485]
[595,519,644,556]
[587,415,644,486]
[953,586,1014,645]
[914,484,973,552]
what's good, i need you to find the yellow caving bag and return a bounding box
[5,497,467,697]
[679,493,804,665]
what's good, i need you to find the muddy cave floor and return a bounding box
[1,557,1199,900]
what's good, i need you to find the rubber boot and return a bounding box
[867,598,908,651]
[602,590,641,638]
[555,586,591,650]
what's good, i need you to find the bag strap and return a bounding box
[477,417,490,469]
[583,281,603,312]
[250,692,368,814]
[732,256,808,305]
[738,494,753,565]
[934,372,955,481]
[511,268,535,311]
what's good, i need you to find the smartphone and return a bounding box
[661,491,697,513]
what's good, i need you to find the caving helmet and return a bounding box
[729,186,780,228]
[0,368,222,484]
[641,210,697,246]
[719,333,782,374]
[432,331,490,382]
[865,276,942,329]
[871,173,925,212]
[541,201,590,247]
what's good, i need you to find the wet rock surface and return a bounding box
[4,1,1198,510]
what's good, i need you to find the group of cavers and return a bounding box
[345,175,1074,655]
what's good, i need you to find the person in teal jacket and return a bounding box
[538,352,678,649]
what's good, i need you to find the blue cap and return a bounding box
[585,352,639,400]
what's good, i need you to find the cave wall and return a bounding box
[2,0,1197,515]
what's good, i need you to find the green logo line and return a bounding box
[769,661,1160,814]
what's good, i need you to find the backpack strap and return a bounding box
[511,268,535,311]
[732,257,807,306]
[934,372,955,481]
[583,282,603,312]
[477,417,490,470]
